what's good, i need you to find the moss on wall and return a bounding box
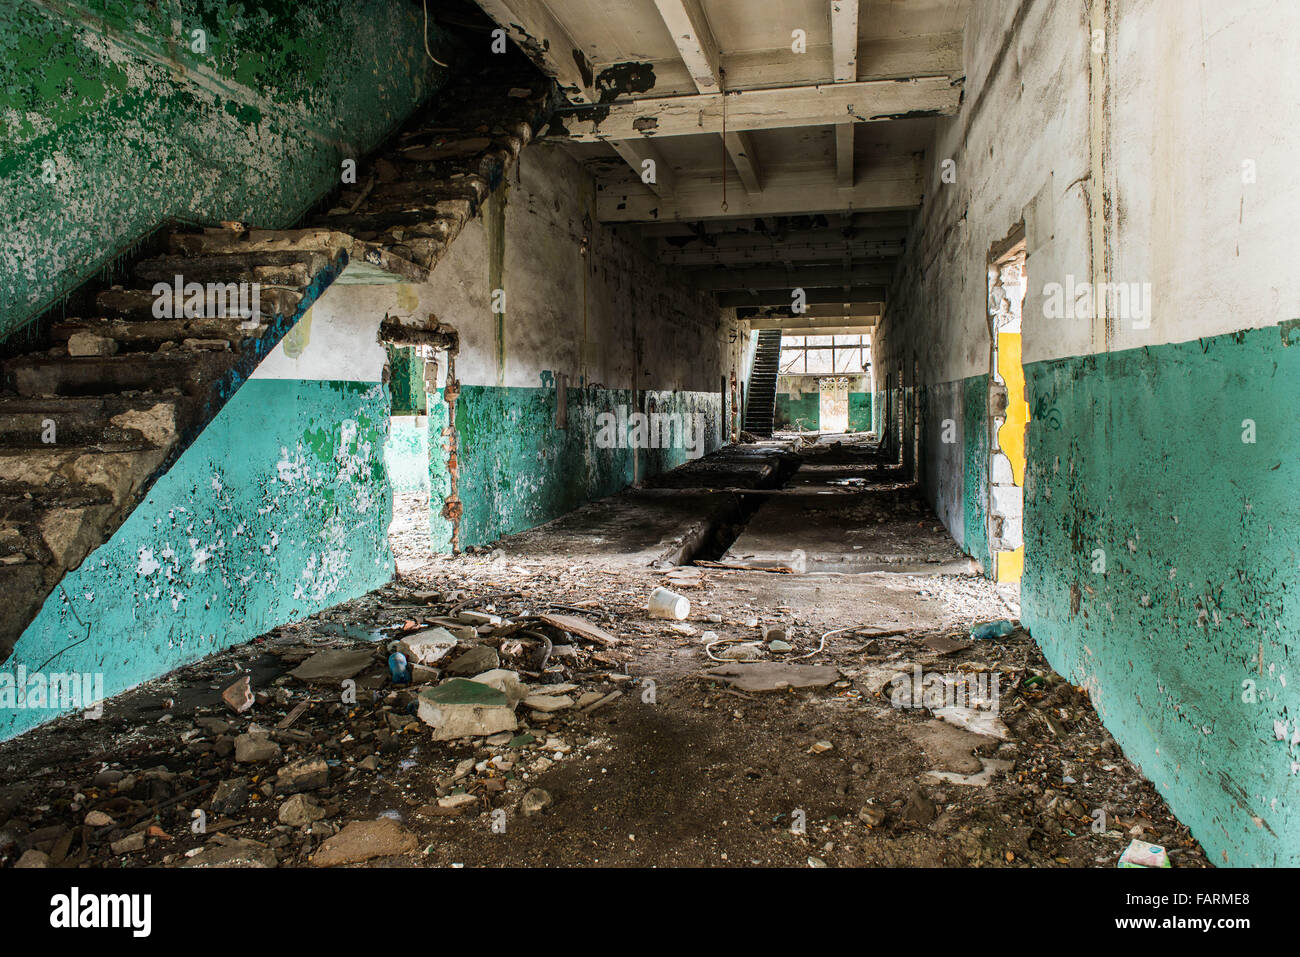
[0,0,459,337]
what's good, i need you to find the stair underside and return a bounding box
[0,59,553,662]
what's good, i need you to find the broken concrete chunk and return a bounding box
[437,792,478,811]
[446,645,499,675]
[521,788,553,816]
[276,757,329,793]
[278,792,326,826]
[417,678,517,741]
[221,674,254,714]
[522,693,574,713]
[233,732,281,764]
[111,831,146,855]
[289,648,375,684]
[469,668,528,705]
[313,818,418,867]
[183,838,279,868]
[397,627,460,666]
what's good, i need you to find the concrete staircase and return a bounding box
[742,330,783,436]
[0,58,552,662]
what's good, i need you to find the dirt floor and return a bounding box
[0,436,1209,869]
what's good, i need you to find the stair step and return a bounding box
[0,500,119,569]
[96,285,304,321]
[133,252,328,287]
[0,446,169,509]
[51,317,266,351]
[0,395,187,448]
[4,353,225,398]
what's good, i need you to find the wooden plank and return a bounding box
[687,263,893,290]
[609,139,676,197]
[652,0,721,92]
[552,76,959,141]
[597,159,922,222]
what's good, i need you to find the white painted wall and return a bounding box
[877,0,1300,386]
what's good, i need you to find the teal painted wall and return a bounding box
[387,346,428,415]
[774,393,819,432]
[1,377,393,740]
[962,374,991,573]
[384,414,429,494]
[1021,323,1300,866]
[452,384,722,547]
[848,392,871,432]
[0,0,458,337]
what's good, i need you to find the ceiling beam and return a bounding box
[635,210,914,236]
[689,263,893,290]
[651,0,721,93]
[476,0,596,104]
[749,319,878,335]
[739,302,882,320]
[598,159,921,222]
[831,0,860,188]
[718,286,886,307]
[658,240,904,266]
[722,130,763,193]
[650,0,763,195]
[595,33,962,96]
[551,76,959,142]
[609,139,675,198]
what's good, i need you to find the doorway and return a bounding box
[986,232,1030,584]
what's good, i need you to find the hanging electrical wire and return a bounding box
[422,0,449,68]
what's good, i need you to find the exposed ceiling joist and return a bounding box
[658,240,905,266]
[475,0,596,104]
[831,0,860,188]
[718,286,886,307]
[739,302,883,319]
[749,319,878,335]
[651,0,764,195]
[722,130,763,193]
[551,76,959,142]
[606,33,962,95]
[651,0,721,93]
[598,159,921,222]
[633,210,915,236]
[689,263,893,291]
[609,139,675,197]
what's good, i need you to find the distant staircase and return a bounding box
[0,55,552,661]
[742,330,783,436]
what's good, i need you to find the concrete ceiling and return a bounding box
[472,0,970,326]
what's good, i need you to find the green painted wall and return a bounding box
[1021,323,1300,866]
[384,414,429,493]
[774,393,819,432]
[962,374,991,573]
[0,0,458,337]
[848,392,871,432]
[1,377,393,740]
[451,384,722,547]
[387,346,428,415]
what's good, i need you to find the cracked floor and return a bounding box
[0,436,1209,868]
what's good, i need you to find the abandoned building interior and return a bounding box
[0,0,1295,876]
